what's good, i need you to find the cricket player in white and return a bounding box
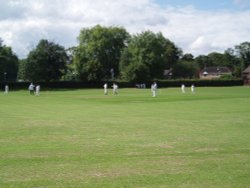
[28,83,34,95]
[112,83,118,95]
[4,85,9,94]
[151,82,157,97]
[35,85,40,95]
[191,84,195,93]
[181,84,185,93]
[103,83,108,95]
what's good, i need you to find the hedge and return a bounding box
[0,79,244,90]
[155,79,243,87]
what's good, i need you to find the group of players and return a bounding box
[103,82,195,97]
[3,82,195,97]
[3,83,40,95]
[28,83,41,95]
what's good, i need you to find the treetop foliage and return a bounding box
[74,25,129,81]
[1,26,250,83]
[21,39,68,82]
[120,31,180,82]
[0,39,18,82]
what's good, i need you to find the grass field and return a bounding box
[0,87,250,188]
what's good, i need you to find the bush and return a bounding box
[156,79,243,87]
[219,74,235,80]
[0,79,243,90]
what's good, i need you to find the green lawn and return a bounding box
[0,87,250,188]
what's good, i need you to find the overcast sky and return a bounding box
[0,0,250,58]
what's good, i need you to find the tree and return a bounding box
[0,39,18,82]
[195,50,241,77]
[235,42,250,70]
[120,31,180,82]
[172,61,199,79]
[122,61,150,82]
[181,53,194,61]
[23,39,68,82]
[224,48,241,77]
[17,59,26,81]
[173,53,198,79]
[195,55,212,69]
[207,52,237,68]
[74,25,129,81]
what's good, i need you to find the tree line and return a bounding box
[1,25,250,83]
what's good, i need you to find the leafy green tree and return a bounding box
[0,39,18,82]
[195,52,231,68]
[235,42,250,69]
[224,48,241,77]
[181,53,194,61]
[195,50,241,77]
[24,39,68,82]
[195,55,212,69]
[120,31,180,82]
[207,52,225,66]
[173,53,199,78]
[17,59,26,81]
[207,52,240,69]
[195,50,241,69]
[74,25,129,81]
[172,61,199,79]
[122,60,150,82]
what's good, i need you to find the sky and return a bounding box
[0,0,250,58]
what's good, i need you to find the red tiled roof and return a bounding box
[243,66,250,73]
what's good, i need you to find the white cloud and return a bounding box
[0,0,250,58]
[190,36,209,52]
[234,0,250,8]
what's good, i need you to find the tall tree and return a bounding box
[207,52,226,66]
[0,39,18,82]
[195,55,212,69]
[173,53,198,79]
[172,61,199,79]
[74,25,129,81]
[17,59,26,81]
[181,53,194,62]
[120,31,180,82]
[195,50,242,77]
[23,39,68,82]
[223,48,241,77]
[235,42,250,69]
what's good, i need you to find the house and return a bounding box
[242,66,250,86]
[199,66,232,79]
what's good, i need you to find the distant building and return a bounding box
[242,66,250,86]
[199,67,232,79]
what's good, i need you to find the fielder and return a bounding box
[28,83,35,95]
[181,84,185,93]
[191,84,195,93]
[35,85,40,95]
[4,85,9,94]
[103,83,108,95]
[112,83,118,95]
[151,82,157,97]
